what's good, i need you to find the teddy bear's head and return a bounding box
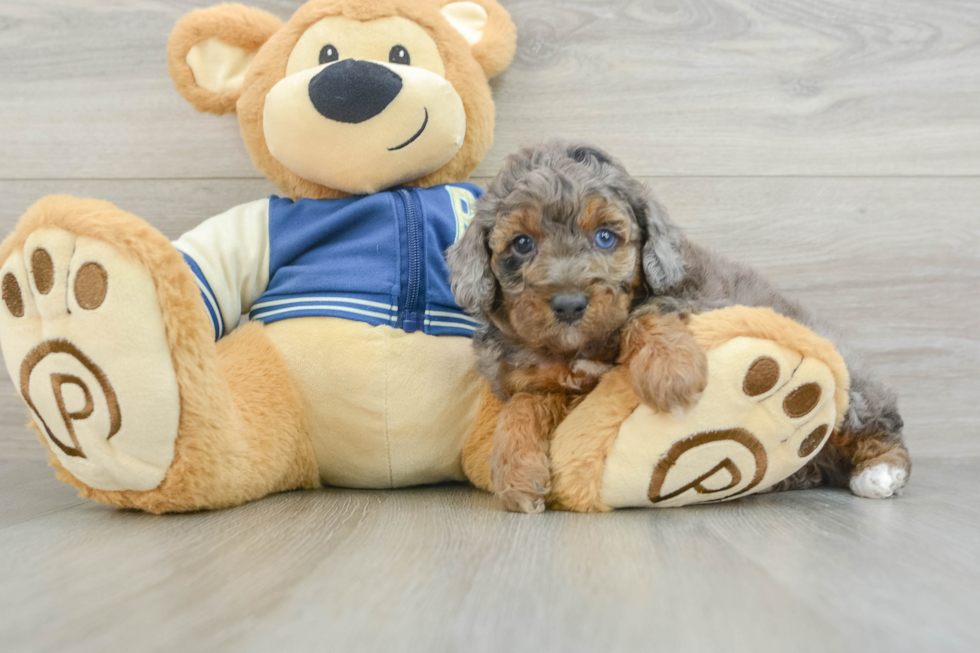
[168,0,516,198]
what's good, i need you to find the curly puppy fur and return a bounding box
[450,141,910,503]
[447,142,709,512]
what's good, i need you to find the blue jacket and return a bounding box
[173,183,482,340]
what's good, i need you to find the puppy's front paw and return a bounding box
[497,487,547,514]
[490,452,551,514]
[629,334,708,414]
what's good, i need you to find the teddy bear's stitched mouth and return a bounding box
[388,108,428,151]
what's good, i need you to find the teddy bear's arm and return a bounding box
[172,198,271,339]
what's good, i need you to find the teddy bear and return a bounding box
[0,0,850,513]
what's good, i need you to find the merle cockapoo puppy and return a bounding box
[447,141,909,513]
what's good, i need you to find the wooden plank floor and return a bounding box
[3,457,980,652]
[0,1,978,651]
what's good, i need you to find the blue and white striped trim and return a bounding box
[181,253,224,340]
[249,295,398,326]
[423,309,483,334]
[246,295,482,337]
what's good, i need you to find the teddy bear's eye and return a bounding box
[319,44,339,65]
[389,45,411,66]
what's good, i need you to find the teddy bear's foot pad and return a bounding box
[600,336,839,508]
[0,229,180,491]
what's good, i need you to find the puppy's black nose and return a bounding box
[308,59,402,124]
[550,293,589,324]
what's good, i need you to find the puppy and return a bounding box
[450,141,911,512]
[447,142,708,513]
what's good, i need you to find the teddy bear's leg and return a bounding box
[549,306,852,512]
[0,196,319,512]
[698,323,910,499]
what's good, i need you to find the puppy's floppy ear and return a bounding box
[438,0,517,79]
[447,218,496,319]
[168,4,282,115]
[628,187,686,293]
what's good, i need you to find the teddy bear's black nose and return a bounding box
[308,59,403,124]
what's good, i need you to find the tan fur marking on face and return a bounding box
[505,287,553,347]
[631,263,643,290]
[577,197,606,233]
[576,197,628,236]
[74,262,108,310]
[502,268,635,354]
[31,248,54,294]
[489,208,542,253]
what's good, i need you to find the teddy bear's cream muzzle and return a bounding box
[263,59,466,195]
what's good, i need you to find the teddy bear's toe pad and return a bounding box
[0,229,180,491]
[599,336,838,508]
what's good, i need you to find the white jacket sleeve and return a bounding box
[172,198,271,340]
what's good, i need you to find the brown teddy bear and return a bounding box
[0,0,850,513]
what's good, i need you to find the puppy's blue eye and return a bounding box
[594,229,617,250]
[512,234,535,255]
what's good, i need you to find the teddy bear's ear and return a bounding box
[439,0,517,79]
[168,4,283,115]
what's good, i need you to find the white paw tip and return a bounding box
[849,463,908,499]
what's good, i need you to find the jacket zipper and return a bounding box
[399,189,422,332]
